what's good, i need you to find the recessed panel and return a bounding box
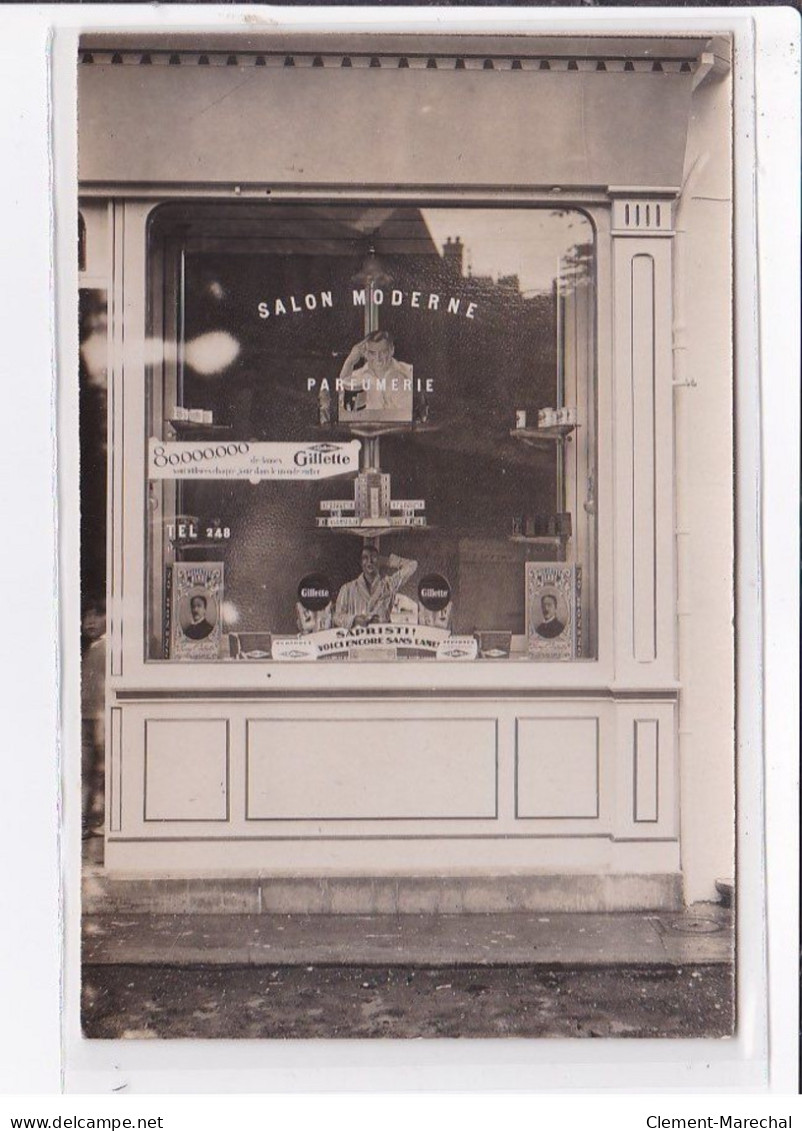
[246,718,497,820]
[144,718,228,821]
[631,253,657,662]
[634,718,660,822]
[516,717,599,819]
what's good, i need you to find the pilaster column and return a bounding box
[609,190,677,686]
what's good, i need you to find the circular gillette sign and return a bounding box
[418,573,451,612]
[297,573,332,611]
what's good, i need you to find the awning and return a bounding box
[78,35,717,192]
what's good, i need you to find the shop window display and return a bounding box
[146,204,596,663]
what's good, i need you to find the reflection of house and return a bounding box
[442,235,464,276]
[78,31,735,921]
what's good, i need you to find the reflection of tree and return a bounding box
[559,242,594,293]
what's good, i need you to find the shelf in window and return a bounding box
[313,422,441,439]
[509,424,578,448]
[328,522,434,538]
[167,420,233,438]
[508,535,569,548]
[173,540,232,553]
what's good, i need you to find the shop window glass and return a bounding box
[146,203,596,664]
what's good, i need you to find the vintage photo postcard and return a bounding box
[75,19,740,1046]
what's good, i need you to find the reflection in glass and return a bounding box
[146,205,596,662]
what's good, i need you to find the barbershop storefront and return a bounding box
[78,29,734,908]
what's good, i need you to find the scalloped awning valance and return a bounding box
[77,35,717,191]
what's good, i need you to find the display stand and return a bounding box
[316,274,435,542]
[317,422,433,540]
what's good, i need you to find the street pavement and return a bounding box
[81,903,733,1040]
[82,962,733,1040]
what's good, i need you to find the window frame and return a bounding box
[104,191,626,693]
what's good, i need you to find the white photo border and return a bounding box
[0,2,797,1096]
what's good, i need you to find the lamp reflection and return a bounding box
[184,331,240,376]
[221,600,240,628]
[142,331,240,376]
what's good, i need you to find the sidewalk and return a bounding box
[82,906,734,1038]
[83,902,732,968]
[82,833,734,1038]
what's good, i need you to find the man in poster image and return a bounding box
[535,593,565,639]
[183,594,215,641]
[334,545,417,629]
[339,330,415,415]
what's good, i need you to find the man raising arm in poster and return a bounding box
[339,330,410,415]
[334,545,418,629]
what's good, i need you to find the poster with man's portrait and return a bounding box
[525,564,581,661]
[167,561,224,660]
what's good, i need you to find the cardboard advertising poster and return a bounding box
[525,563,581,661]
[165,562,224,660]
